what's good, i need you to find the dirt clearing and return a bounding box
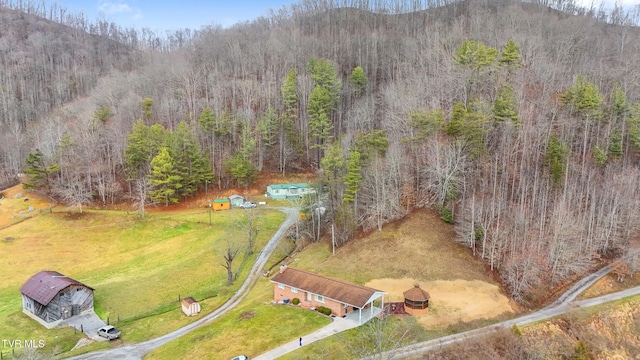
[366,278,514,328]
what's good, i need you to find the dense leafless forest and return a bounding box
[2,0,640,301]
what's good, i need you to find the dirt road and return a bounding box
[365,263,640,360]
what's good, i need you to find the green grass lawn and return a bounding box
[0,206,285,357]
[145,277,332,360]
[278,315,433,360]
[1,203,506,359]
[145,209,495,359]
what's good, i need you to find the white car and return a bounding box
[239,201,256,209]
[97,325,121,340]
[231,356,248,360]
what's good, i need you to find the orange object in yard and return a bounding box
[212,198,230,211]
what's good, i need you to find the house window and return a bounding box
[315,294,325,303]
[278,283,285,289]
[290,188,298,194]
[274,189,279,194]
[291,287,298,293]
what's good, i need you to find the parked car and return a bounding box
[239,201,256,209]
[231,356,248,360]
[97,325,121,340]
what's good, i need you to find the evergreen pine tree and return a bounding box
[493,85,520,124]
[343,150,362,203]
[149,147,182,206]
[499,39,523,67]
[349,66,367,97]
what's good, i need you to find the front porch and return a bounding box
[343,305,385,325]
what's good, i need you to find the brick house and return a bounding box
[270,265,386,323]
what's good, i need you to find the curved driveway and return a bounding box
[69,214,639,360]
[365,262,640,359]
[68,208,298,360]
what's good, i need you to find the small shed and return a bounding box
[403,284,430,316]
[229,195,244,207]
[20,270,94,327]
[181,297,201,316]
[212,198,230,211]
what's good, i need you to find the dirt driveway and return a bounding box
[366,278,514,328]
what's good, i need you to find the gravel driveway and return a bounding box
[59,310,108,341]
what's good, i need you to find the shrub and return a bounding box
[511,324,521,336]
[438,205,454,223]
[316,306,332,316]
[574,341,590,360]
[292,298,300,305]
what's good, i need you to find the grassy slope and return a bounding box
[0,186,52,229]
[148,209,503,359]
[145,278,332,360]
[278,210,504,359]
[515,294,640,359]
[0,206,285,357]
[292,210,495,284]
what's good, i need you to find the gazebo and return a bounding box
[403,284,430,316]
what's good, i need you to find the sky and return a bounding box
[56,0,639,33]
[58,0,297,32]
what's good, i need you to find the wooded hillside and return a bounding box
[2,0,640,301]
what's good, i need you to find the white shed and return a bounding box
[181,297,201,316]
[228,194,244,207]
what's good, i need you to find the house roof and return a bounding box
[268,183,310,190]
[271,267,385,308]
[213,198,230,203]
[228,195,244,200]
[403,284,430,301]
[20,271,93,306]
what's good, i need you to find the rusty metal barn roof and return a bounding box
[20,270,93,306]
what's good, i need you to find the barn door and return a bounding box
[62,307,71,320]
[72,304,79,316]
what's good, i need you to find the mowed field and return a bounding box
[0,185,52,229]
[148,209,516,360]
[0,183,516,359]
[0,185,287,357]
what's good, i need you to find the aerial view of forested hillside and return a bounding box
[2,0,640,306]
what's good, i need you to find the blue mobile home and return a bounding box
[266,183,316,199]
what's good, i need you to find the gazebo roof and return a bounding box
[403,284,430,301]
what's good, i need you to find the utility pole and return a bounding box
[332,223,335,255]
